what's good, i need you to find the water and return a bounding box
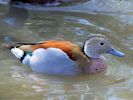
[0,0,133,100]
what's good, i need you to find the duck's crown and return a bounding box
[86,33,109,41]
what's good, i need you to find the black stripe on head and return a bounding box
[81,40,90,58]
[20,51,27,62]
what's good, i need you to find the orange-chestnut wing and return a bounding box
[32,40,80,60]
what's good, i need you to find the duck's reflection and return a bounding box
[1,6,29,29]
[0,6,29,43]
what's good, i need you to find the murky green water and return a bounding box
[0,0,133,100]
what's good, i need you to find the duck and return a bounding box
[3,34,125,75]
[10,0,75,5]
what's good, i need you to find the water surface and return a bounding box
[0,0,133,100]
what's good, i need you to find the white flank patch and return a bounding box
[11,48,24,59]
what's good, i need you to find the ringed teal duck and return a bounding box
[4,34,125,75]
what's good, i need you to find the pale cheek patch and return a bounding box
[85,58,107,74]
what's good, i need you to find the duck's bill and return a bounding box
[108,48,125,57]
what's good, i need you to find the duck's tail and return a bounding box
[2,43,15,50]
[3,43,26,62]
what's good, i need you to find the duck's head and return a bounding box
[83,34,125,58]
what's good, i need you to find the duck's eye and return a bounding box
[100,42,104,45]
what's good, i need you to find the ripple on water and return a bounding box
[5,0,133,14]
[122,34,133,51]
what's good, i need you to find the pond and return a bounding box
[0,0,133,100]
